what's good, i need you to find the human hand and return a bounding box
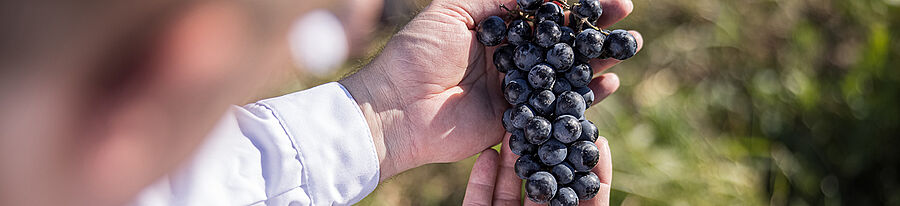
[462,134,613,205]
[339,0,642,180]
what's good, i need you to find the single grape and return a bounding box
[528,63,556,90]
[476,16,507,46]
[551,162,576,185]
[578,119,599,143]
[504,69,526,85]
[553,115,583,143]
[507,19,533,46]
[538,139,568,166]
[502,107,515,132]
[515,155,543,179]
[509,129,538,156]
[526,171,558,203]
[575,29,606,58]
[505,79,532,105]
[535,2,564,25]
[529,89,556,116]
[546,43,575,71]
[559,26,576,46]
[550,187,579,206]
[535,21,562,48]
[510,104,535,129]
[493,44,516,73]
[567,141,600,172]
[574,0,603,21]
[556,91,586,119]
[552,76,573,95]
[570,172,601,200]
[515,43,545,71]
[524,116,552,145]
[566,63,592,88]
[604,29,638,60]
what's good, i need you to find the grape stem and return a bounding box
[571,12,601,31]
[500,4,529,20]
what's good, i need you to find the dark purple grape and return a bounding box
[556,91,586,119]
[529,90,556,116]
[510,129,538,156]
[528,63,556,90]
[567,141,600,172]
[575,29,606,58]
[493,44,516,73]
[517,0,542,12]
[515,43,545,71]
[546,43,575,71]
[524,116,552,145]
[504,69,525,84]
[578,119,599,143]
[553,115,583,143]
[552,77,572,95]
[476,16,507,46]
[510,104,535,129]
[535,2,564,25]
[574,0,603,21]
[507,19,533,46]
[570,172,601,200]
[502,107,515,132]
[505,79,532,105]
[526,171,558,203]
[550,187,579,206]
[516,155,543,179]
[559,26,576,46]
[551,162,576,185]
[604,29,638,60]
[538,139,568,166]
[566,63,592,88]
[574,86,595,106]
[535,21,562,48]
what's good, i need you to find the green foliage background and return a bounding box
[281,0,900,205]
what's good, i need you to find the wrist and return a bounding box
[338,63,421,181]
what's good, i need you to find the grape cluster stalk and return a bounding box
[475,0,638,205]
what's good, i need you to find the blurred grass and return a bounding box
[274,0,900,205]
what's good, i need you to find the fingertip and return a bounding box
[479,147,500,161]
[596,0,635,28]
[587,73,620,105]
[589,58,621,74]
[628,30,643,52]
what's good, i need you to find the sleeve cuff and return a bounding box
[257,82,379,205]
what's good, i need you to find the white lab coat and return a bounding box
[131,82,380,206]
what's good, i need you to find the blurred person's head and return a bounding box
[0,0,387,205]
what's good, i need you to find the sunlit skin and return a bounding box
[340,0,642,205]
[0,0,642,205]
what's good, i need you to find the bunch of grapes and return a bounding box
[476,0,637,205]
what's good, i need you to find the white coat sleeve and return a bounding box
[130,82,381,206]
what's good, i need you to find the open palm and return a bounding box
[339,0,641,180]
